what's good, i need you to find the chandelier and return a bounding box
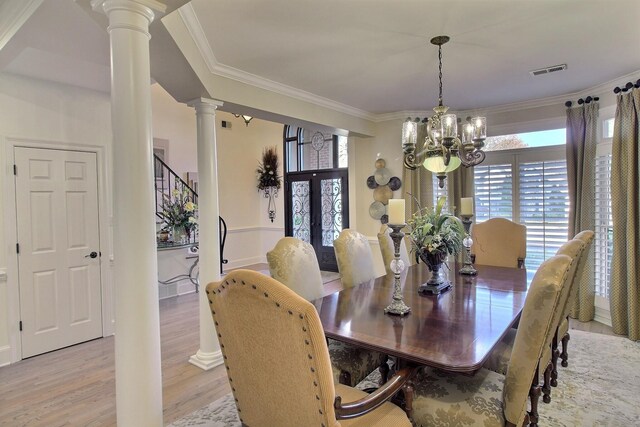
[402,36,487,188]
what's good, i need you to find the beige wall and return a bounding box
[149,84,285,269]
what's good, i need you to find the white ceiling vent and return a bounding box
[530,64,567,76]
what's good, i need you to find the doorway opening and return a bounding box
[283,126,348,272]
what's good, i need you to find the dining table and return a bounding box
[314,261,530,374]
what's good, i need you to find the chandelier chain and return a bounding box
[438,44,443,106]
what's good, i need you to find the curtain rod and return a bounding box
[564,96,599,108]
[613,79,640,94]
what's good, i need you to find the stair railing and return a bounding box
[154,154,228,271]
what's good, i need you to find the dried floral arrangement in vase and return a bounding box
[256,146,282,222]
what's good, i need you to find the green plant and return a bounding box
[256,146,281,191]
[407,196,464,262]
[160,188,198,236]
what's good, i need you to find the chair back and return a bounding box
[377,225,411,275]
[552,239,586,338]
[334,229,376,288]
[503,255,572,426]
[566,230,595,318]
[472,218,526,268]
[206,270,339,427]
[267,237,324,301]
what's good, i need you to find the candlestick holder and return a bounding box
[459,214,477,275]
[384,224,411,316]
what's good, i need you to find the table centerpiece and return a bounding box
[407,196,464,294]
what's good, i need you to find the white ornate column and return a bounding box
[187,98,224,370]
[92,0,165,425]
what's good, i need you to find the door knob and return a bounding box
[85,251,98,259]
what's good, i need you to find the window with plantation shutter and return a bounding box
[518,160,570,270]
[474,164,513,222]
[594,152,613,298]
[472,143,568,274]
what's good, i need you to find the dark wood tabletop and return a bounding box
[314,262,530,373]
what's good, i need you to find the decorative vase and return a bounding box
[418,249,451,295]
[172,225,187,244]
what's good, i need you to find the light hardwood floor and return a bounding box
[0,264,617,426]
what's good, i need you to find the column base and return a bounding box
[189,349,224,371]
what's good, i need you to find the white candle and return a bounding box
[460,197,474,216]
[388,199,405,224]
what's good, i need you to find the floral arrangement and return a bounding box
[256,146,281,191]
[407,196,464,265]
[160,188,198,238]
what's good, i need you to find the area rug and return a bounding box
[167,329,640,426]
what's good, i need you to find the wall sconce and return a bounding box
[233,114,253,126]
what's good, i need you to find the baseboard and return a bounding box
[594,307,612,327]
[223,255,266,271]
[0,345,12,367]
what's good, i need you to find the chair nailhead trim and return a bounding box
[241,280,246,285]
[252,285,257,289]
[288,310,293,315]
[310,367,315,373]
[264,292,269,297]
[299,314,304,319]
[208,300,212,304]
[305,340,309,345]
[314,381,318,386]
[206,290,210,295]
[232,279,236,283]
[308,354,312,359]
[276,302,280,307]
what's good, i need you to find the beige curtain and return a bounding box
[566,101,598,321]
[447,166,474,215]
[610,88,640,341]
[402,123,434,214]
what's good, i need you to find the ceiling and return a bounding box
[1,0,639,117]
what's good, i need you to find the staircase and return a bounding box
[154,154,228,272]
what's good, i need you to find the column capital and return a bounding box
[91,0,167,27]
[187,97,224,114]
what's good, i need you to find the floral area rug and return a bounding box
[167,329,640,426]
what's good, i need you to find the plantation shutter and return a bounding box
[473,164,513,222]
[518,160,570,270]
[594,153,613,298]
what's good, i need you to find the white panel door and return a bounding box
[15,147,102,358]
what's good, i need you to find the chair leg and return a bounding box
[379,357,390,385]
[560,332,570,367]
[402,379,414,422]
[551,332,559,387]
[542,361,552,403]
[528,366,541,427]
[528,383,541,427]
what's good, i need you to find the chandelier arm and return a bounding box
[459,149,486,167]
[403,152,419,170]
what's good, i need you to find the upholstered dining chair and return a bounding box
[556,230,594,370]
[472,218,527,268]
[205,270,414,427]
[377,225,411,275]
[334,229,377,288]
[411,255,572,427]
[267,237,389,388]
[483,239,583,411]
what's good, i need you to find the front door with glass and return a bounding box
[286,171,348,271]
[283,126,349,271]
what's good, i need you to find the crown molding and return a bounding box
[178,4,375,122]
[0,0,43,51]
[374,70,640,122]
[175,7,640,126]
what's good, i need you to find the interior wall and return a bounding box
[149,84,285,271]
[0,72,113,366]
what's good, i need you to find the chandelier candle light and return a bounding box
[458,197,477,275]
[384,199,411,316]
[402,36,487,189]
